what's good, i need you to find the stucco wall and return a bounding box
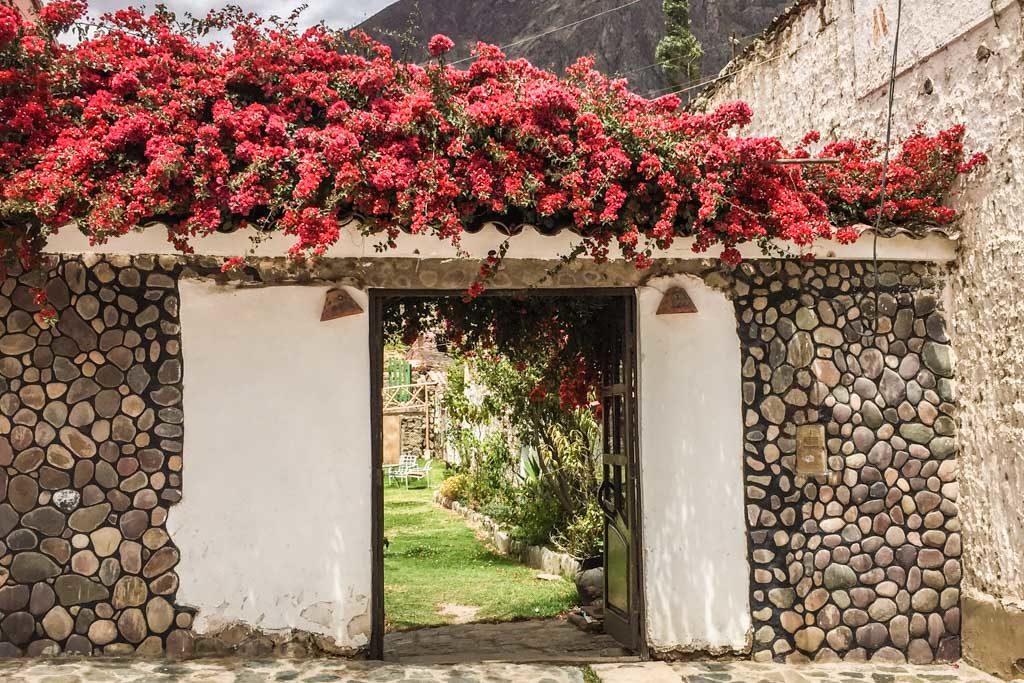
[638,275,750,654]
[171,281,372,651]
[701,1,1024,674]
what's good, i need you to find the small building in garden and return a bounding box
[0,0,1020,678]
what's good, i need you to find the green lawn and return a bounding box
[384,465,578,631]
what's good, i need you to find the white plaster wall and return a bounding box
[700,0,1024,639]
[638,274,750,652]
[168,281,372,648]
[43,221,956,262]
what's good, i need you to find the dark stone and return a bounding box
[937,635,960,662]
[66,378,100,404]
[119,510,148,540]
[52,357,80,382]
[29,583,55,615]
[143,547,180,578]
[12,447,43,473]
[856,622,889,649]
[157,359,182,384]
[74,607,95,635]
[859,348,884,379]
[127,366,152,394]
[54,575,110,606]
[39,466,71,491]
[56,308,98,352]
[1,611,36,645]
[65,634,93,654]
[6,528,37,551]
[94,364,125,389]
[896,545,919,569]
[68,503,111,533]
[922,342,952,377]
[0,585,30,613]
[926,312,948,342]
[138,449,165,471]
[8,475,38,513]
[94,389,121,418]
[10,552,62,582]
[879,368,906,406]
[150,385,182,407]
[21,507,66,536]
[867,442,893,469]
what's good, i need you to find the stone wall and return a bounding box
[734,260,960,664]
[400,416,425,458]
[0,255,191,655]
[700,1,1023,675]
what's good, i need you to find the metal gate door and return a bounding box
[598,294,642,651]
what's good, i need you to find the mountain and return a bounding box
[355,0,793,97]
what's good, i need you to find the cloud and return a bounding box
[85,0,395,31]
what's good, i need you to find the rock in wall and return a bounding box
[734,260,960,664]
[700,2,1024,674]
[0,255,192,656]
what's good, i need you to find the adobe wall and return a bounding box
[700,1,1024,675]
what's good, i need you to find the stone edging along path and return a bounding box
[434,493,581,580]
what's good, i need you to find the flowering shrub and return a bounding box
[0,2,985,280]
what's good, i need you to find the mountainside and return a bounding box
[356,0,793,97]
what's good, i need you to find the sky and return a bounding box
[86,0,397,31]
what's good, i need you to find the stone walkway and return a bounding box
[384,618,631,663]
[597,661,1001,683]
[0,659,1003,682]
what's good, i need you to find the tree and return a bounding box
[656,0,703,87]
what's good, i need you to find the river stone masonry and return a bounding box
[0,255,192,656]
[733,260,960,664]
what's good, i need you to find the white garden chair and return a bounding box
[405,460,432,488]
[389,454,418,487]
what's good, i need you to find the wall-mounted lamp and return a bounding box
[321,288,363,321]
[656,286,698,315]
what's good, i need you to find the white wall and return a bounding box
[166,274,750,654]
[43,221,956,262]
[168,281,372,648]
[638,275,750,653]
[702,0,1024,630]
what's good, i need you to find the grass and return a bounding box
[384,464,578,631]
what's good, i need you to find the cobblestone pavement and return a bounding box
[384,618,631,663]
[0,658,1004,682]
[596,661,1002,683]
[0,659,587,682]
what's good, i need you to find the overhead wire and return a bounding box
[444,0,646,67]
[854,0,904,339]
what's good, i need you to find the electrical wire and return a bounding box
[444,0,646,67]
[855,0,904,339]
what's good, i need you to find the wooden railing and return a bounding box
[383,382,437,414]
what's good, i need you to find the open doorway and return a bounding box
[368,289,646,663]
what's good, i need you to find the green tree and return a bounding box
[656,0,703,87]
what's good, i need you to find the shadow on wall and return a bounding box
[639,274,752,654]
[167,281,373,653]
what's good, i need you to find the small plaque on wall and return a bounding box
[321,288,363,321]
[796,424,827,476]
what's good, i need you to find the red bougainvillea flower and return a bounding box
[0,2,986,277]
[428,34,455,57]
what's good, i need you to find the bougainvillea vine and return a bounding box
[0,2,986,283]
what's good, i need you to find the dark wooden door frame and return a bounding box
[367,287,649,661]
